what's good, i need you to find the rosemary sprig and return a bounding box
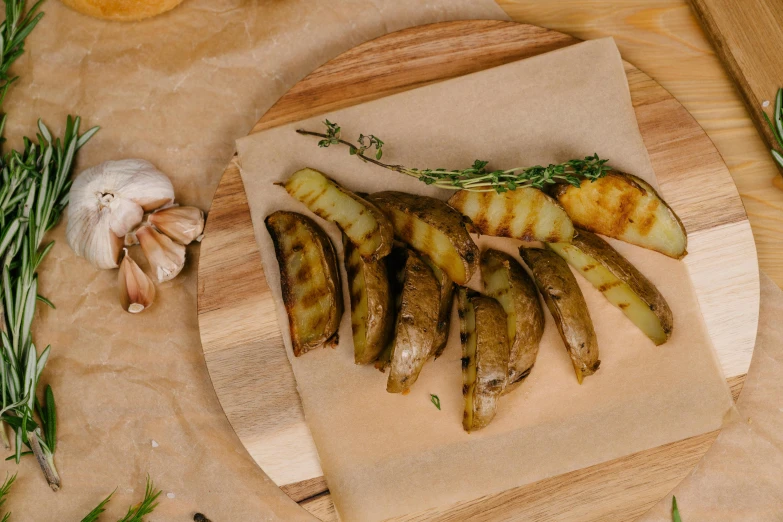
[0,0,44,145]
[117,476,161,522]
[763,88,783,169]
[81,476,161,522]
[0,116,99,491]
[297,120,611,192]
[671,496,682,522]
[0,473,15,522]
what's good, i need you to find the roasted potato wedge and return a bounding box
[283,168,393,260]
[368,191,479,285]
[552,172,687,259]
[519,247,600,383]
[344,233,394,364]
[265,211,343,356]
[548,229,673,345]
[421,255,455,359]
[385,247,441,393]
[480,249,544,392]
[448,188,574,242]
[459,289,509,432]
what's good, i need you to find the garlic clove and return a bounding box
[148,206,205,245]
[67,159,175,269]
[109,196,144,237]
[67,206,125,269]
[118,249,156,313]
[136,225,186,282]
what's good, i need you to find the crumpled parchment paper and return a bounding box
[0,0,509,520]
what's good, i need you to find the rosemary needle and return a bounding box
[297,120,612,193]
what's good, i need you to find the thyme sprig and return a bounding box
[763,87,783,169]
[296,120,611,192]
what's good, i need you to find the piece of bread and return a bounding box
[60,0,184,21]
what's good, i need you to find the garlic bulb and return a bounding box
[118,250,156,313]
[148,206,205,245]
[136,225,185,282]
[67,159,174,269]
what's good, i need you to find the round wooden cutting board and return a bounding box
[197,21,759,521]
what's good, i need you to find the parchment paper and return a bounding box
[236,38,735,521]
[638,275,783,522]
[0,1,509,520]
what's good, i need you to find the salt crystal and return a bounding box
[151,440,159,448]
[763,100,771,107]
[167,492,175,499]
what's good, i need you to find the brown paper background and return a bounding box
[0,1,510,520]
[236,39,734,521]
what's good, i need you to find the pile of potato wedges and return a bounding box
[266,166,685,432]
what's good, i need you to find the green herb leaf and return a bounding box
[430,394,441,410]
[80,489,114,522]
[117,476,162,522]
[671,496,682,522]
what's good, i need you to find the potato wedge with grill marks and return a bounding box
[385,247,441,394]
[265,211,343,356]
[344,233,394,364]
[421,255,455,359]
[459,289,509,432]
[283,168,393,260]
[519,247,600,383]
[552,172,687,259]
[367,191,479,285]
[548,229,673,345]
[448,188,574,243]
[480,249,544,392]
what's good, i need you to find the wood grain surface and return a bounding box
[197,20,759,521]
[498,0,783,292]
[688,0,783,174]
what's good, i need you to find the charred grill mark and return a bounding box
[607,179,642,236]
[473,192,491,233]
[637,198,660,235]
[582,263,598,272]
[460,332,468,343]
[524,191,544,237]
[301,185,328,207]
[597,280,622,292]
[299,287,329,309]
[495,193,515,237]
[618,302,630,309]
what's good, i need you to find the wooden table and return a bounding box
[498,0,783,289]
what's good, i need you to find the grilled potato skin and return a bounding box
[421,255,455,359]
[548,229,673,345]
[448,188,574,243]
[265,211,343,356]
[459,290,509,432]
[519,247,600,383]
[344,234,394,364]
[480,249,544,392]
[368,191,479,285]
[386,248,441,394]
[552,172,687,259]
[284,168,393,260]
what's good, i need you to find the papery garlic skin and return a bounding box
[118,250,156,313]
[67,159,175,269]
[148,206,205,245]
[137,225,186,282]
